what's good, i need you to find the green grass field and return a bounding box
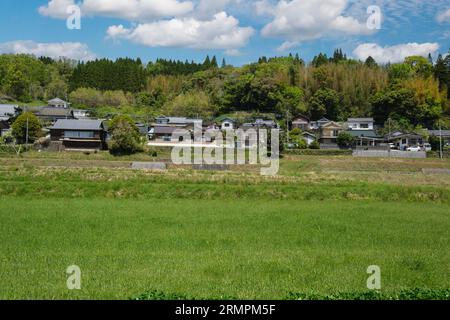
[0,153,449,300]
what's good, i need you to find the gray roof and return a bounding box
[428,130,450,137]
[156,116,202,125]
[38,107,73,117]
[0,104,18,117]
[51,119,104,131]
[48,98,68,104]
[154,126,183,135]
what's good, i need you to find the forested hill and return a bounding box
[0,50,449,130]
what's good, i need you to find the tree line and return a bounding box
[0,49,449,130]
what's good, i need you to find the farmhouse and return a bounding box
[50,119,107,151]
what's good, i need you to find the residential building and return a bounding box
[386,131,425,151]
[73,109,90,120]
[319,121,345,148]
[50,119,107,151]
[151,116,202,142]
[302,132,317,146]
[428,130,450,146]
[221,118,235,131]
[347,130,384,148]
[48,98,70,109]
[310,117,331,130]
[292,115,311,131]
[0,120,10,137]
[36,107,74,123]
[347,118,374,131]
[241,119,279,130]
[0,104,19,121]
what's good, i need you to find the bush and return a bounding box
[309,140,320,149]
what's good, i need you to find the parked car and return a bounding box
[388,143,397,150]
[422,143,432,152]
[407,146,421,152]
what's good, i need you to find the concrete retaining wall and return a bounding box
[353,150,426,159]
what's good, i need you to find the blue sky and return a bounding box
[0,0,449,65]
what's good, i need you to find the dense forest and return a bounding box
[0,49,449,130]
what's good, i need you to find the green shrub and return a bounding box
[309,140,320,149]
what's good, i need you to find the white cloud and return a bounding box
[39,0,194,21]
[106,12,254,51]
[259,0,374,42]
[38,0,76,19]
[276,41,299,52]
[437,8,450,23]
[352,42,440,64]
[0,40,96,61]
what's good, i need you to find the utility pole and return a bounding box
[25,116,29,149]
[386,118,392,157]
[439,121,443,160]
[286,110,290,145]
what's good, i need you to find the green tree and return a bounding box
[365,56,378,68]
[308,88,341,120]
[337,131,356,148]
[109,115,142,155]
[11,112,42,144]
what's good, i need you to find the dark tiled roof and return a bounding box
[347,130,381,138]
[38,107,73,117]
[154,126,186,135]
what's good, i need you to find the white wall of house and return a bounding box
[347,121,374,130]
[221,120,234,131]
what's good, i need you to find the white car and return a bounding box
[407,146,421,152]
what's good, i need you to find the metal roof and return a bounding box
[428,130,450,137]
[51,119,104,131]
[0,104,18,117]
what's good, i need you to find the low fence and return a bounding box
[353,150,427,159]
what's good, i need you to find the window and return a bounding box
[64,131,95,139]
[333,130,340,137]
[360,124,369,129]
